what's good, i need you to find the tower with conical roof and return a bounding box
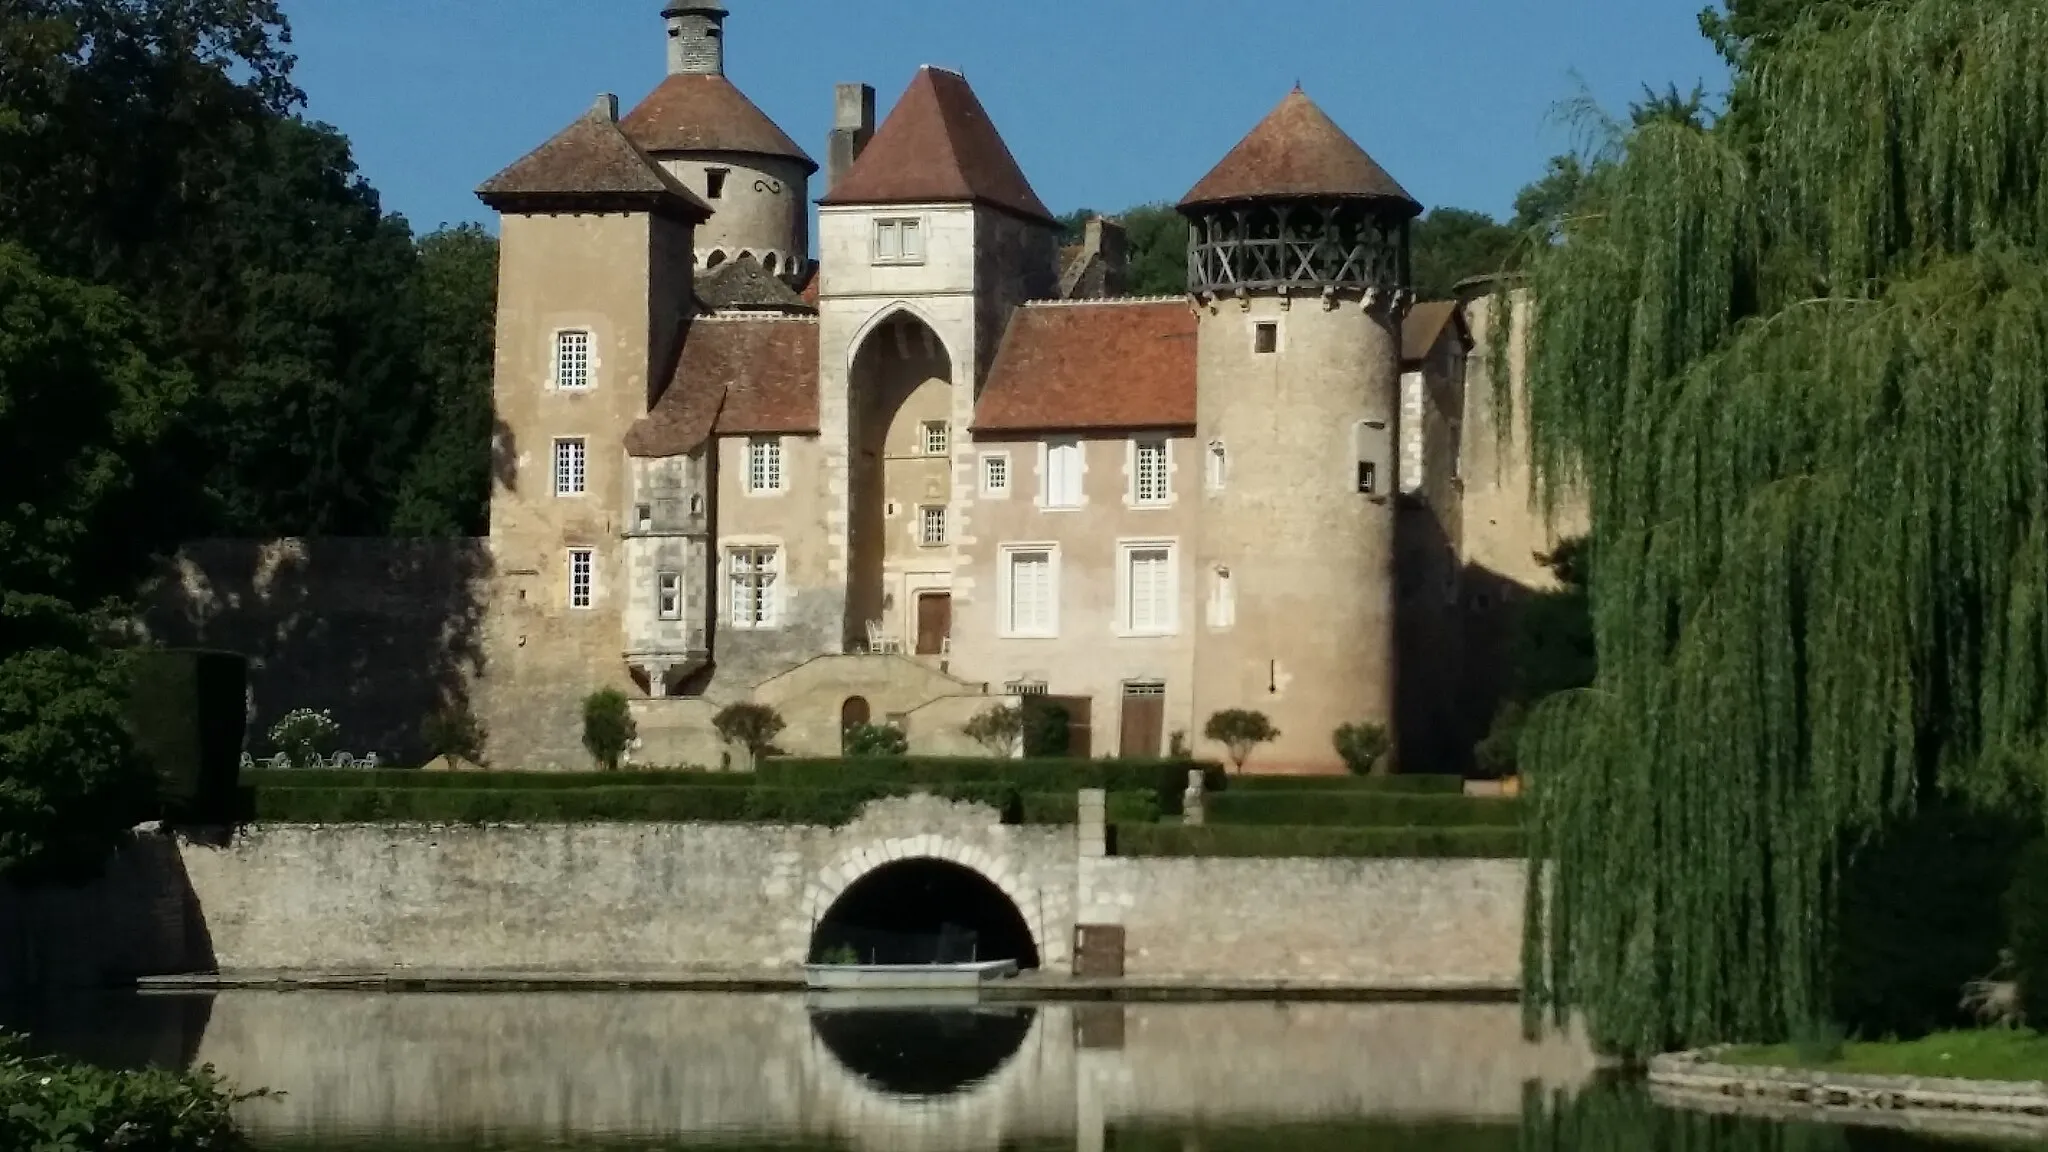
[1180,88,1420,773]
[622,3,819,283]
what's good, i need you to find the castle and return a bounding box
[463,2,1570,774]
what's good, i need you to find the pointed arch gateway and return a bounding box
[844,307,957,651]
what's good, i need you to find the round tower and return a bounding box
[622,3,819,283]
[1181,88,1420,774]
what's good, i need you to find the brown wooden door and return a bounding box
[1119,689,1165,757]
[915,593,952,655]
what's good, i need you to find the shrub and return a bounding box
[2007,838,2048,1027]
[1472,702,1527,780]
[713,702,785,765]
[581,690,636,771]
[422,701,485,764]
[1227,774,1464,795]
[843,722,908,758]
[1332,722,1391,776]
[1204,792,1522,829]
[252,782,1027,826]
[1021,698,1071,757]
[1115,824,1525,859]
[244,767,744,791]
[268,707,340,768]
[124,648,248,820]
[755,757,1224,815]
[1203,709,1278,772]
[0,1036,255,1149]
[962,704,1024,757]
[1020,790,1161,825]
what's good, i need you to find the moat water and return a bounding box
[6,991,2035,1151]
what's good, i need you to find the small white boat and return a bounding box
[802,959,1019,990]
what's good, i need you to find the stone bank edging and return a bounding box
[1649,1047,2048,1133]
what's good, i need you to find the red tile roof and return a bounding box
[1181,89,1418,212]
[479,96,711,221]
[626,318,819,457]
[974,301,1197,436]
[821,67,1054,225]
[622,74,818,172]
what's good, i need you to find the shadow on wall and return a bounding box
[0,834,218,997]
[139,538,491,766]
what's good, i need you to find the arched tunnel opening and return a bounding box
[809,858,1042,970]
[808,1006,1037,1098]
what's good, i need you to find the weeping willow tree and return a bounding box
[1514,0,2048,1058]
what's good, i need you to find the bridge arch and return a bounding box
[808,842,1044,970]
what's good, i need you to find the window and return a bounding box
[1207,440,1228,492]
[747,437,783,493]
[1002,546,1058,637]
[1208,564,1237,630]
[1043,438,1083,509]
[1133,438,1170,505]
[705,168,729,200]
[875,217,924,264]
[657,571,682,620]
[922,420,950,456]
[920,505,948,547]
[568,549,594,610]
[635,503,653,531]
[981,452,1011,496]
[727,546,778,629]
[1253,321,1280,355]
[1353,419,1390,496]
[1357,461,1379,495]
[555,330,592,390]
[553,438,587,497]
[1121,543,1177,635]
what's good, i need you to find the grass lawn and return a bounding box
[1717,1029,2048,1082]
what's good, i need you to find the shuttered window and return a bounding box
[1124,544,1176,634]
[1004,547,1057,637]
[1044,439,1083,508]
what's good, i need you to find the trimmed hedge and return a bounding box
[1223,773,1465,795]
[1020,790,1162,825]
[756,757,1225,813]
[1203,792,1521,828]
[125,648,249,820]
[244,768,751,791]
[254,782,1027,826]
[1116,824,1526,859]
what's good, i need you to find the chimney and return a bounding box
[663,2,728,77]
[593,93,620,122]
[828,83,877,194]
[1084,216,1130,297]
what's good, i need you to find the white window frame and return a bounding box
[919,505,948,547]
[873,216,926,266]
[980,451,1011,497]
[1117,539,1179,637]
[1251,318,1283,356]
[1206,440,1228,493]
[554,329,594,391]
[725,544,781,630]
[1040,437,1084,510]
[921,420,950,456]
[1208,563,1237,630]
[567,548,595,610]
[553,437,587,498]
[657,570,683,620]
[999,543,1061,639]
[1129,437,1171,507]
[746,436,784,495]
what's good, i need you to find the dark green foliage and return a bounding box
[1473,539,1595,778]
[960,703,1023,757]
[2007,838,2048,1027]
[1331,722,1390,776]
[420,701,485,764]
[123,649,249,821]
[1020,698,1071,757]
[1515,0,2048,1057]
[1020,790,1161,825]
[713,701,785,760]
[1410,208,1518,300]
[842,722,907,758]
[242,767,756,790]
[1055,204,1188,296]
[1204,793,1522,829]
[580,689,635,771]
[1203,709,1278,771]
[391,225,498,537]
[1223,773,1465,794]
[253,783,1027,826]
[755,757,1224,816]
[1116,824,1524,860]
[0,1035,253,1150]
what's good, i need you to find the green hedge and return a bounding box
[254,782,1028,826]
[1221,773,1465,795]
[124,648,249,821]
[1203,792,1521,828]
[758,757,1224,813]
[1115,824,1526,859]
[244,768,751,791]
[1020,790,1162,825]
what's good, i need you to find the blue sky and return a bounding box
[282,1,1729,237]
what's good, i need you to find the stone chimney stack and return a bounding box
[828,83,877,195]
[664,2,729,76]
[1086,216,1130,296]
[593,93,620,122]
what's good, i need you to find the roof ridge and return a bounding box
[1024,295,1190,308]
[695,312,818,323]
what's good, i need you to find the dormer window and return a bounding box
[706,168,729,200]
[875,218,925,265]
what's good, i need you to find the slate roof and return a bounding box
[622,74,818,172]
[821,67,1055,225]
[973,301,1197,436]
[625,318,819,457]
[478,96,711,220]
[1181,88,1419,213]
[696,255,815,314]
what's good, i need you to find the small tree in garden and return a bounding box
[1332,722,1391,776]
[581,689,636,771]
[962,704,1024,758]
[843,722,908,758]
[269,708,341,768]
[422,701,485,765]
[713,702,785,767]
[1204,709,1278,773]
[1021,698,1071,757]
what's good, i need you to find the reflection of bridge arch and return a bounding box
[809,854,1042,970]
[809,1005,1037,1098]
[804,1003,1058,1152]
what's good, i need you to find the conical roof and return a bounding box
[479,95,711,220]
[821,67,1054,225]
[1180,89,1418,212]
[622,74,818,172]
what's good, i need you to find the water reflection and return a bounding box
[5,992,2029,1152]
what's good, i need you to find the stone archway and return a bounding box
[810,857,1041,969]
[844,308,955,651]
[806,836,1046,971]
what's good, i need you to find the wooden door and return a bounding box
[915,593,952,656]
[1119,688,1165,758]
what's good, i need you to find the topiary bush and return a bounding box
[581,689,636,771]
[713,702,785,766]
[2006,837,2048,1027]
[1021,698,1071,757]
[843,722,908,758]
[1204,709,1278,772]
[962,703,1024,757]
[1332,721,1391,776]
[124,648,249,819]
